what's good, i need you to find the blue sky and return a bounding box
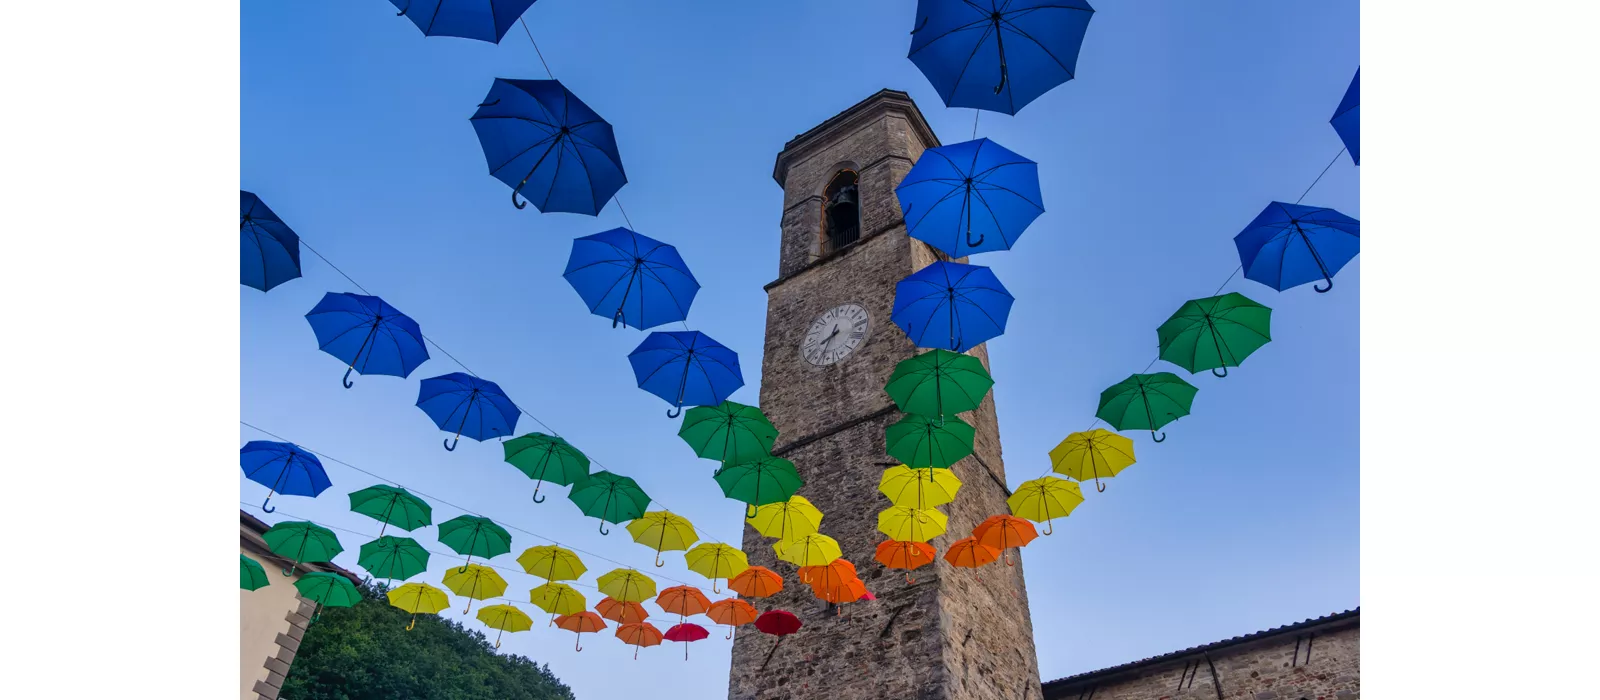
[242,1,1357,696]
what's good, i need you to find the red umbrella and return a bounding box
[663,622,709,660]
[754,609,803,670]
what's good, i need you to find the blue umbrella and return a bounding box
[388,0,539,44]
[240,191,302,292]
[416,373,522,451]
[891,261,1014,353]
[563,228,700,329]
[241,441,331,513]
[470,79,627,215]
[1331,69,1360,165]
[908,0,1095,115]
[304,293,430,388]
[896,138,1044,257]
[1234,202,1361,294]
[628,331,743,418]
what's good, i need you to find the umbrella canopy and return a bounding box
[1096,373,1199,443]
[240,555,270,591]
[1007,476,1084,535]
[1234,202,1361,294]
[813,577,868,606]
[973,514,1038,566]
[596,568,657,604]
[567,471,651,535]
[616,621,664,659]
[874,540,936,584]
[563,228,700,329]
[295,573,361,618]
[626,511,699,567]
[1332,69,1360,165]
[628,331,744,418]
[239,191,301,292]
[442,564,509,614]
[801,558,858,594]
[1157,293,1273,378]
[387,0,539,44]
[746,496,823,540]
[943,537,1001,570]
[416,373,521,451]
[728,566,784,599]
[908,0,1095,115]
[304,292,428,389]
[596,597,650,625]
[755,610,801,637]
[263,521,343,576]
[477,604,533,648]
[656,585,712,619]
[886,414,975,469]
[436,515,513,571]
[715,457,805,517]
[529,582,586,620]
[664,622,709,660]
[885,350,994,421]
[678,401,779,465]
[775,534,842,570]
[897,138,1044,257]
[878,506,949,543]
[879,465,962,509]
[240,441,331,514]
[1049,429,1136,492]
[504,433,591,504]
[471,78,626,214]
[348,485,432,536]
[707,598,759,639]
[517,545,586,581]
[892,261,1014,353]
[389,582,451,629]
[684,543,749,593]
[357,536,430,583]
[555,612,608,652]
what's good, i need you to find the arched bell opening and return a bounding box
[821,170,860,254]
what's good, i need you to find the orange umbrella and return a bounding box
[614,621,663,660]
[972,514,1038,566]
[706,597,760,639]
[554,611,607,651]
[800,558,858,594]
[595,596,650,625]
[874,540,936,584]
[814,577,868,617]
[944,537,1001,579]
[655,585,712,623]
[728,565,784,598]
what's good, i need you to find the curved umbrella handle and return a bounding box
[443,436,459,451]
[745,504,758,519]
[713,580,721,594]
[1004,551,1015,567]
[575,634,584,652]
[463,599,472,614]
[261,493,276,514]
[726,626,734,640]
[1151,430,1166,443]
[407,615,416,631]
[495,638,501,649]
[281,563,297,577]
[613,309,625,329]
[906,573,914,585]
[598,522,610,536]
[1042,520,1053,536]
[966,228,985,249]
[1095,478,1106,493]
[1315,277,1333,293]
[477,98,500,108]
[1212,366,1229,378]
[532,484,547,504]
[667,405,683,419]
[910,15,927,34]
[512,184,529,210]
[396,1,409,16]
[655,552,665,568]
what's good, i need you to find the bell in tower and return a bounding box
[823,171,861,252]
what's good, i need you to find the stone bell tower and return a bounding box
[727,90,1041,700]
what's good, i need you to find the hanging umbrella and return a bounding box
[567,471,651,535]
[801,559,858,595]
[596,568,657,604]
[683,543,749,594]
[616,621,664,660]
[943,537,1001,574]
[263,521,343,576]
[470,78,626,214]
[656,585,712,625]
[628,331,744,418]
[529,582,586,625]
[885,350,994,421]
[1332,69,1360,165]
[436,515,513,572]
[389,582,451,630]
[442,563,509,614]
[626,511,699,567]
[1157,293,1273,378]
[908,0,1095,115]
[746,496,823,541]
[563,228,700,329]
[1007,476,1084,535]
[715,457,805,517]
[1234,202,1361,294]
[973,514,1037,567]
[728,566,784,599]
[388,0,539,44]
[517,545,586,582]
[416,373,521,451]
[813,577,868,611]
[877,506,948,543]
[294,572,361,622]
[663,622,709,660]
[554,612,608,652]
[707,598,759,640]
[886,414,975,469]
[304,292,429,388]
[240,555,270,591]
[1049,429,1135,492]
[896,138,1044,256]
[874,540,936,584]
[503,433,590,504]
[357,536,430,583]
[477,604,533,648]
[775,534,842,579]
[1096,373,1198,443]
[348,485,433,536]
[678,400,779,465]
[878,465,962,509]
[239,191,301,292]
[892,261,1014,353]
[755,609,803,667]
[595,597,650,625]
[240,441,331,514]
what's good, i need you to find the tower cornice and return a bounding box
[772,89,941,188]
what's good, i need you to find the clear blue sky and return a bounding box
[242,1,1357,695]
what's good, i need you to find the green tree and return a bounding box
[280,583,575,700]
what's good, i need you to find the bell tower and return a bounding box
[728,90,1042,700]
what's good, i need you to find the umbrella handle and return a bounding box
[281,563,297,577]
[1211,366,1229,378]
[396,2,408,16]
[713,581,721,594]
[667,405,683,419]
[1042,520,1054,536]
[727,626,734,640]
[745,504,758,519]
[906,573,914,585]
[1004,551,1015,567]
[634,644,641,660]
[342,366,355,389]
[575,634,583,652]
[532,484,546,504]
[477,98,500,108]
[512,181,529,210]
[443,436,459,451]
[463,599,472,614]
[910,15,927,34]
[655,552,665,568]
[612,309,626,329]
[407,615,416,631]
[1096,479,1106,493]
[966,228,985,249]
[599,522,610,536]
[1314,277,1333,293]
[261,493,276,514]
[1151,430,1166,443]
[992,27,1009,95]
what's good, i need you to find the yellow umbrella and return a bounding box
[626,511,700,567]
[684,543,749,593]
[529,582,587,625]
[476,604,533,648]
[775,533,842,580]
[441,563,508,614]
[877,506,948,543]
[517,545,586,581]
[878,465,962,509]
[1007,476,1085,535]
[746,495,823,540]
[596,568,657,604]
[1050,429,1136,492]
[388,582,450,631]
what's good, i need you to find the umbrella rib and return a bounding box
[996,15,1079,78]
[907,15,995,58]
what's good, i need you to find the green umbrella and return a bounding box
[713,456,804,517]
[886,414,975,469]
[294,572,361,621]
[437,515,513,573]
[357,536,430,583]
[884,350,994,420]
[567,471,651,536]
[348,485,433,536]
[504,432,592,504]
[678,401,779,465]
[263,521,344,577]
[1156,293,1272,378]
[1095,372,1198,443]
[240,554,270,591]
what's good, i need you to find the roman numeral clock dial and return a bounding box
[801,303,870,366]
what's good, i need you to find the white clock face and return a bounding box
[802,303,870,366]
